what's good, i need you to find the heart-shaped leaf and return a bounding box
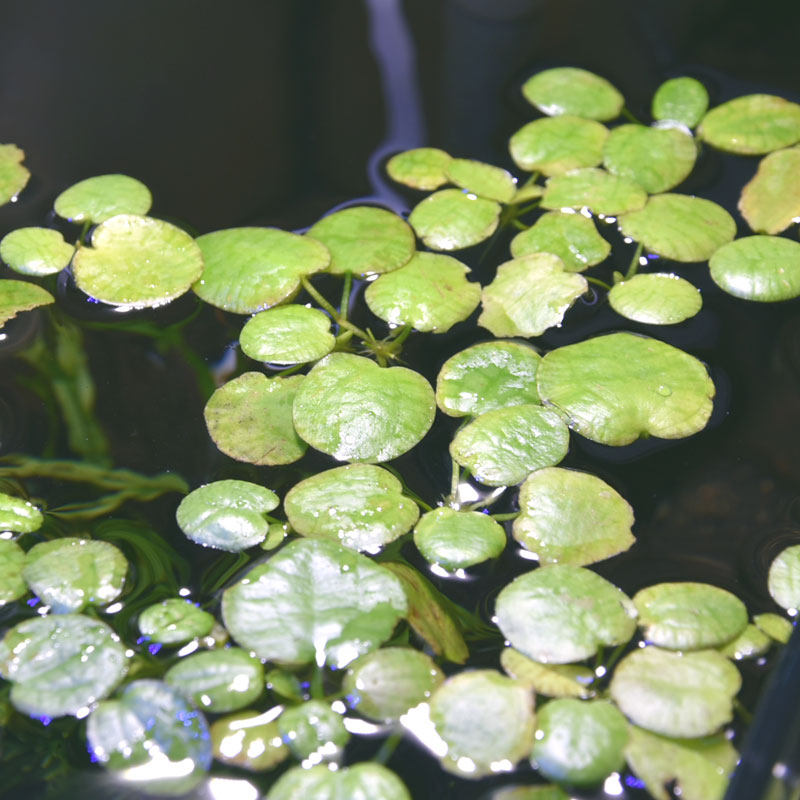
[239,304,335,364]
[0,227,74,276]
[522,67,624,121]
[445,158,516,203]
[651,77,709,128]
[138,598,215,645]
[414,507,506,569]
[0,491,43,532]
[387,147,452,190]
[54,174,152,223]
[608,273,702,325]
[409,189,501,251]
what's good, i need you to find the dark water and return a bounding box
[1,1,800,799]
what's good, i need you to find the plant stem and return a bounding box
[309,664,325,700]
[339,271,353,322]
[449,457,461,505]
[734,698,753,724]
[585,275,612,291]
[511,219,528,231]
[625,241,644,280]
[490,511,519,521]
[373,731,403,766]
[276,364,304,377]
[301,276,370,342]
[621,107,642,124]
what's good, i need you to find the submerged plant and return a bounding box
[0,64,798,800]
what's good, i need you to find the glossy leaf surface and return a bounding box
[651,77,710,128]
[753,612,793,644]
[522,67,624,121]
[211,712,288,771]
[500,648,594,699]
[240,304,335,364]
[739,146,800,234]
[0,491,43,532]
[0,279,54,327]
[267,763,411,800]
[767,543,800,610]
[445,158,516,202]
[0,539,26,606]
[54,174,151,223]
[387,147,452,190]
[138,598,215,645]
[0,227,74,276]
[414,507,506,569]
[0,144,30,205]
[278,699,349,759]
[541,168,647,216]
[409,189,501,251]
[608,273,702,325]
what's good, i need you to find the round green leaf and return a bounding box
[512,467,635,566]
[87,679,211,793]
[536,332,715,446]
[0,491,43,532]
[610,647,741,737]
[531,699,627,786]
[495,565,637,664]
[0,227,74,276]
[479,254,588,338]
[619,194,736,262]
[138,598,215,645]
[0,144,30,206]
[22,537,127,614]
[204,372,307,465]
[413,507,506,570]
[343,647,443,722]
[709,235,800,302]
[698,94,800,155]
[73,214,204,308]
[509,116,608,176]
[292,353,435,463]
[267,763,411,800]
[541,168,647,216]
[445,158,516,203]
[739,147,800,234]
[500,648,594,699]
[753,612,793,644]
[522,67,624,121]
[284,464,419,553]
[365,251,480,333]
[718,624,771,660]
[308,206,415,277]
[429,669,535,778]
[176,479,280,552]
[0,613,127,717]
[633,582,748,650]
[408,189,501,251]
[767,543,800,611]
[0,539,26,606]
[0,279,54,328]
[651,77,710,129]
[435,340,542,418]
[625,727,736,800]
[165,647,264,713]
[221,537,408,668]
[450,404,569,487]
[278,699,349,759]
[510,211,610,271]
[211,711,288,772]
[387,147,452,190]
[54,175,151,223]
[239,304,335,364]
[603,124,697,194]
[608,273,702,325]
[194,227,330,313]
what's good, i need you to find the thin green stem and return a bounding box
[625,241,644,280]
[733,698,753,725]
[585,275,612,291]
[449,457,460,504]
[276,364,304,378]
[489,511,519,522]
[309,664,325,701]
[511,219,529,231]
[339,271,353,322]
[621,106,642,124]
[373,731,403,766]
[301,276,370,341]
[391,323,413,347]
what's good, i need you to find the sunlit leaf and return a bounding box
[698,94,800,155]
[165,648,264,712]
[292,353,435,463]
[512,467,634,566]
[739,146,800,234]
[0,279,54,328]
[284,463,419,553]
[435,340,542,418]
[138,598,215,645]
[608,273,702,325]
[633,582,748,650]
[0,539,26,606]
[753,612,793,644]
[176,479,279,552]
[204,372,307,465]
[23,537,127,614]
[767,543,800,611]
[211,711,288,771]
[194,227,329,313]
[267,763,411,800]
[54,174,151,224]
[430,669,535,778]
[509,116,608,176]
[500,648,594,699]
[625,726,736,800]
[364,251,481,333]
[603,125,696,194]
[709,235,800,302]
[239,305,335,364]
[73,214,204,308]
[0,491,43,532]
[308,206,415,277]
[278,699,349,759]
[718,624,771,660]
[387,147,452,190]
[510,211,610,271]
[445,158,516,203]
[0,227,74,276]
[0,144,30,206]
[222,537,407,668]
[478,254,588,338]
[522,67,624,121]
[541,168,647,216]
[343,648,444,721]
[414,507,506,570]
[495,565,637,663]
[651,77,710,129]
[409,188,501,251]
[609,647,741,737]
[0,614,127,717]
[618,194,736,262]
[531,699,627,786]
[536,332,715,446]
[512,183,545,203]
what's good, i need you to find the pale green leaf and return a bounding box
[414,507,506,570]
[211,711,288,771]
[500,648,594,699]
[718,623,771,660]
[445,158,516,203]
[409,188,501,251]
[767,543,800,611]
[0,227,74,276]
[541,167,647,216]
[278,699,349,759]
[54,175,151,223]
[651,77,710,128]
[753,612,793,644]
[0,539,27,606]
[137,598,215,645]
[522,67,624,121]
[0,144,30,206]
[387,147,452,190]
[240,304,335,364]
[267,764,410,800]
[0,491,43,532]
[739,146,800,235]
[608,273,702,325]
[0,279,54,328]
